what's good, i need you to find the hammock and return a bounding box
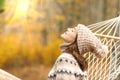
[85,16,120,80]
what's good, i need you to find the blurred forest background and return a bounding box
[0,0,119,80]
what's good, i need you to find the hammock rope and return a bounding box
[86,16,120,80]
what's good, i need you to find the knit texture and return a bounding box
[77,24,108,58]
[48,53,87,80]
[48,43,87,80]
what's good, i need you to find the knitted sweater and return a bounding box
[48,43,87,80]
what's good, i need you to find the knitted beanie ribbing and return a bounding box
[77,24,108,58]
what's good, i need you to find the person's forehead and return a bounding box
[72,27,78,31]
[74,27,78,29]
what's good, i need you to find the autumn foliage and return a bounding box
[0,30,63,68]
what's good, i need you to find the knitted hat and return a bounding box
[77,24,108,58]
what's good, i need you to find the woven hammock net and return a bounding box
[84,16,120,80]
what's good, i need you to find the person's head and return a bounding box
[60,27,78,43]
[60,26,88,71]
[60,24,108,71]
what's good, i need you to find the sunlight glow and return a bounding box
[17,1,29,12]
[14,0,30,19]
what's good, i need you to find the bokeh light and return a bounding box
[12,0,30,21]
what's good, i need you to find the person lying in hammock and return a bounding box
[48,24,108,80]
